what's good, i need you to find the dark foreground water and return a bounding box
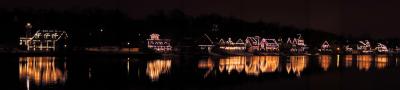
[4,54,400,90]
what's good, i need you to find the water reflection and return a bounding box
[14,54,400,90]
[336,55,340,67]
[375,55,388,69]
[255,56,280,73]
[218,56,245,74]
[318,55,331,71]
[146,59,172,81]
[344,55,353,68]
[19,57,67,89]
[198,57,214,78]
[217,56,279,76]
[356,55,372,71]
[396,56,400,66]
[286,56,308,77]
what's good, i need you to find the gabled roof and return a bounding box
[236,39,244,44]
[32,30,68,41]
[219,39,225,45]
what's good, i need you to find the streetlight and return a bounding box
[25,22,32,37]
[127,42,131,54]
[26,23,32,28]
[99,28,104,47]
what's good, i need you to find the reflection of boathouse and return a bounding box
[147,33,172,53]
[19,30,68,52]
[318,55,331,71]
[286,56,308,77]
[146,59,172,81]
[356,55,372,71]
[19,57,67,87]
[217,56,280,76]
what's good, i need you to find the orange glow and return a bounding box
[218,56,279,76]
[286,56,308,77]
[344,55,353,68]
[318,55,331,71]
[198,57,214,78]
[219,46,246,51]
[356,55,372,71]
[375,55,388,69]
[258,56,280,73]
[198,58,214,69]
[219,56,245,74]
[375,55,388,63]
[19,57,67,86]
[146,59,171,81]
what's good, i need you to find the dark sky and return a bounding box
[2,0,400,38]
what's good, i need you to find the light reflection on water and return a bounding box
[197,55,393,78]
[197,55,308,77]
[146,59,172,81]
[319,55,331,71]
[19,56,67,89]
[217,56,280,76]
[344,55,353,68]
[286,56,308,77]
[357,55,373,71]
[375,55,388,69]
[15,54,399,89]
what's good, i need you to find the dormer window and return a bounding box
[44,33,51,39]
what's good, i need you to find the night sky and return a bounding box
[2,0,400,38]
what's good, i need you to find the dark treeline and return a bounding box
[0,8,399,49]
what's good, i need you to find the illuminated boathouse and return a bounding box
[245,36,280,53]
[19,30,68,52]
[147,33,173,53]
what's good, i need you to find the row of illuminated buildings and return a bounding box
[18,28,173,53]
[317,40,396,54]
[16,28,398,55]
[198,34,309,55]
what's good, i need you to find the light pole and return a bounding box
[25,22,32,37]
[127,42,130,54]
[99,28,103,47]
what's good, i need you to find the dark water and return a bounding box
[6,54,400,90]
